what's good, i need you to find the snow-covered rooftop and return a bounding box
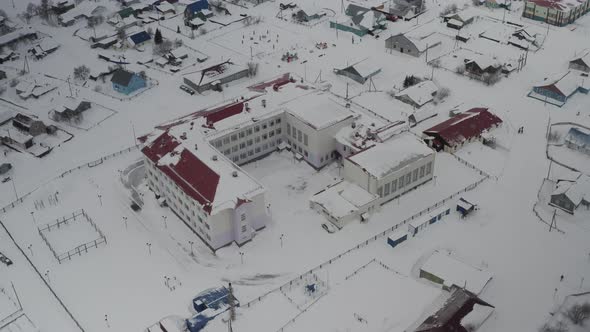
[552,174,590,206]
[421,250,493,294]
[396,80,438,107]
[310,180,379,220]
[347,133,433,179]
[285,92,357,130]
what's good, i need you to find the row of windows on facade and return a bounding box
[286,123,309,147]
[288,136,337,163]
[376,161,433,198]
[226,138,282,163]
[217,128,283,156]
[212,117,282,148]
[146,163,211,229]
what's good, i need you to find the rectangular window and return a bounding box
[255,147,261,153]
[232,146,238,152]
[276,118,281,124]
[239,131,245,138]
[377,186,383,197]
[298,146,302,153]
[426,162,432,175]
[248,150,254,156]
[304,134,308,146]
[269,130,275,137]
[287,124,291,135]
[240,153,247,159]
[262,123,267,129]
[254,125,260,132]
[420,165,425,178]
[413,169,418,182]
[223,137,230,144]
[292,129,296,139]
[246,128,252,136]
[405,173,411,185]
[255,136,261,143]
[297,130,302,142]
[304,150,308,157]
[262,134,268,140]
[241,213,246,221]
[247,139,253,146]
[276,128,282,135]
[239,142,246,149]
[241,225,247,233]
[263,143,268,150]
[231,134,237,141]
[399,176,405,188]
[391,179,397,192]
[270,120,275,126]
[384,183,390,196]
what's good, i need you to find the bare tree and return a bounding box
[73,65,90,81]
[9,78,19,88]
[440,3,459,16]
[87,15,104,28]
[433,87,450,104]
[456,64,466,74]
[39,0,50,20]
[565,303,590,326]
[199,27,208,35]
[482,72,501,85]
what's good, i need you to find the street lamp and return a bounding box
[98,194,103,206]
[239,252,244,264]
[30,211,36,224]
[146,242,152,255]
[189,241,194,256]
[162,215,167,229]
[280,234,284,248]
[45,270,50,283]
[27,244,33,256]
[123,217,128,229]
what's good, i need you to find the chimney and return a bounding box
[212,155,218,161]
[232,171,238,177]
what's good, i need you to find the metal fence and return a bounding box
[243,174,491,309]
[37,209,107,264]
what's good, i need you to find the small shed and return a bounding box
[111,69,146,95]
[456,197,476,217]
[334,60,381,84]
[387,229,408,248]
[408,206,450,236]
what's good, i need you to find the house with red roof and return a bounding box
[522,0,590,26]
[422,108,502,152]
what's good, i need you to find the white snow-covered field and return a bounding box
[1,0,590,331]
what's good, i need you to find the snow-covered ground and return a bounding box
[1,0,590,331]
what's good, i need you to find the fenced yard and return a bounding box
[38,209,107,263]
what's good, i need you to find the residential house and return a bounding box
[12,113,46,136]
[330,4,387,37]
[415,286,494,332]
[408,108,437,127]
[293,6,326,22]
[52,100,92,122]
[423,108,503,152]
[28,38,60,59]
[183,60,249,93]
[52,0,75,15]
[443,8,478,29]
[564,127,590,155]
[111,69,147,95]
[395,80,438,108]
[522,0,590,26]
[0,128,33,150]
[117,7,135,19]
[464,55,503,78]
[385,24,442,57]
[388,0,425,20]
[550,175,590,214]
[531,71,590,105]
[0,27,38,48]
[127,30,151,47]
[58,2,106,26]
[184,0,209,23]
[344,133,435,204]
[485,0,511,9]
[569,49,590,72]
[333,60,381,84]
[156,1,176,15]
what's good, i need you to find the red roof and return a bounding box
[423,108,502,146]
[205,101,246,125]
[248,73,292,92]
[142,132,220,213]
[528,0,570,10]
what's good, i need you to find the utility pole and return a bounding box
[346,82,349,99]
[67,76,73,97]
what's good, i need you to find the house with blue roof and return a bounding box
[127,30,151,47]
[184,0,209,22]
[111,69,146,95]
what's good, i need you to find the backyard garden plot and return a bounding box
[49,102,117,131]
[38,209,106,263]
[547,124,590,174]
